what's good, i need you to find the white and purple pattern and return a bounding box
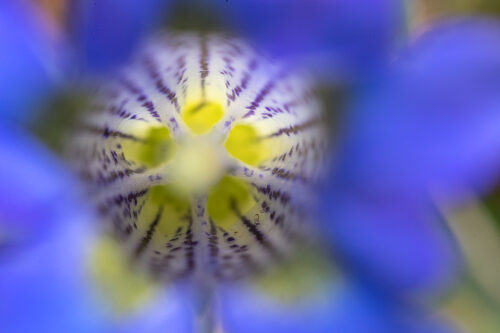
[70,34,328,282]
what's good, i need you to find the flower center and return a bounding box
[71,34,327,281]
[168,135,227,195]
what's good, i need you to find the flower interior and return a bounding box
[71,34,327,282]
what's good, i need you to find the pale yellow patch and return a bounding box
[169,136,227,194]
[182,101,224,135]
[207,175,256,229]
[138,185,191,237]
[224,124,272,167]
[254,247,336,304]
[88,236,156,316]
[119,122,175,168]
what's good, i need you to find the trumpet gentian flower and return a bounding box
[2,0,491,332]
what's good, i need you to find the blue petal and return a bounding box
[338,19,500,200]
[0,0,61,122]
[0,219,109,332]
[320,186,459,290]
[0,214,194,333]
[215,0,404,80]
[318,19,500,292]
[219,281,454,333]
[69,0,171,73]
[0,125,76,245]
[114,285,195,333]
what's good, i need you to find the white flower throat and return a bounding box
[71,34,328,281]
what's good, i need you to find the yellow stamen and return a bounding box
[182,101,224,135]
[224,123,272,167]
[137,185,191,237]
[207,175,256,229]
[119,122,175,168]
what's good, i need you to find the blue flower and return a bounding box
[3,1,495,332]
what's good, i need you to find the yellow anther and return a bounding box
[207,175,256,229]
[224,124,272,167]
[138,185,191,237]
[182,101,224,135]
[119,122,175,168]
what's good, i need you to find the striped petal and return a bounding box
[70,34,328,281]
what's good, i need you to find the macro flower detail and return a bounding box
[6,1,500,331]
[70,34,327,281]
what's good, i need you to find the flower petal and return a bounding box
[215,0,404,79]
[318,19,500,290]
[338,19,500,200]
[218,281,454,333]
[0,0,61,122]
[70,33,327,281]
[0,125,76,244]
[320,184,459,290]
[69,0,172,73]
[0,216,108,332]
[0,212,194,333]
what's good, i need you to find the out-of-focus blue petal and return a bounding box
[219,281,454,333]
[215,0,404,80]
[338,19,500,200]
[320,184,459,290]
[0,212,194,333]
[69,0,171,73]
[114,285,194,333]
[319,18,500,293]
[0,0,62,122]
[0,125,76,245]
[0,216,108,333]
